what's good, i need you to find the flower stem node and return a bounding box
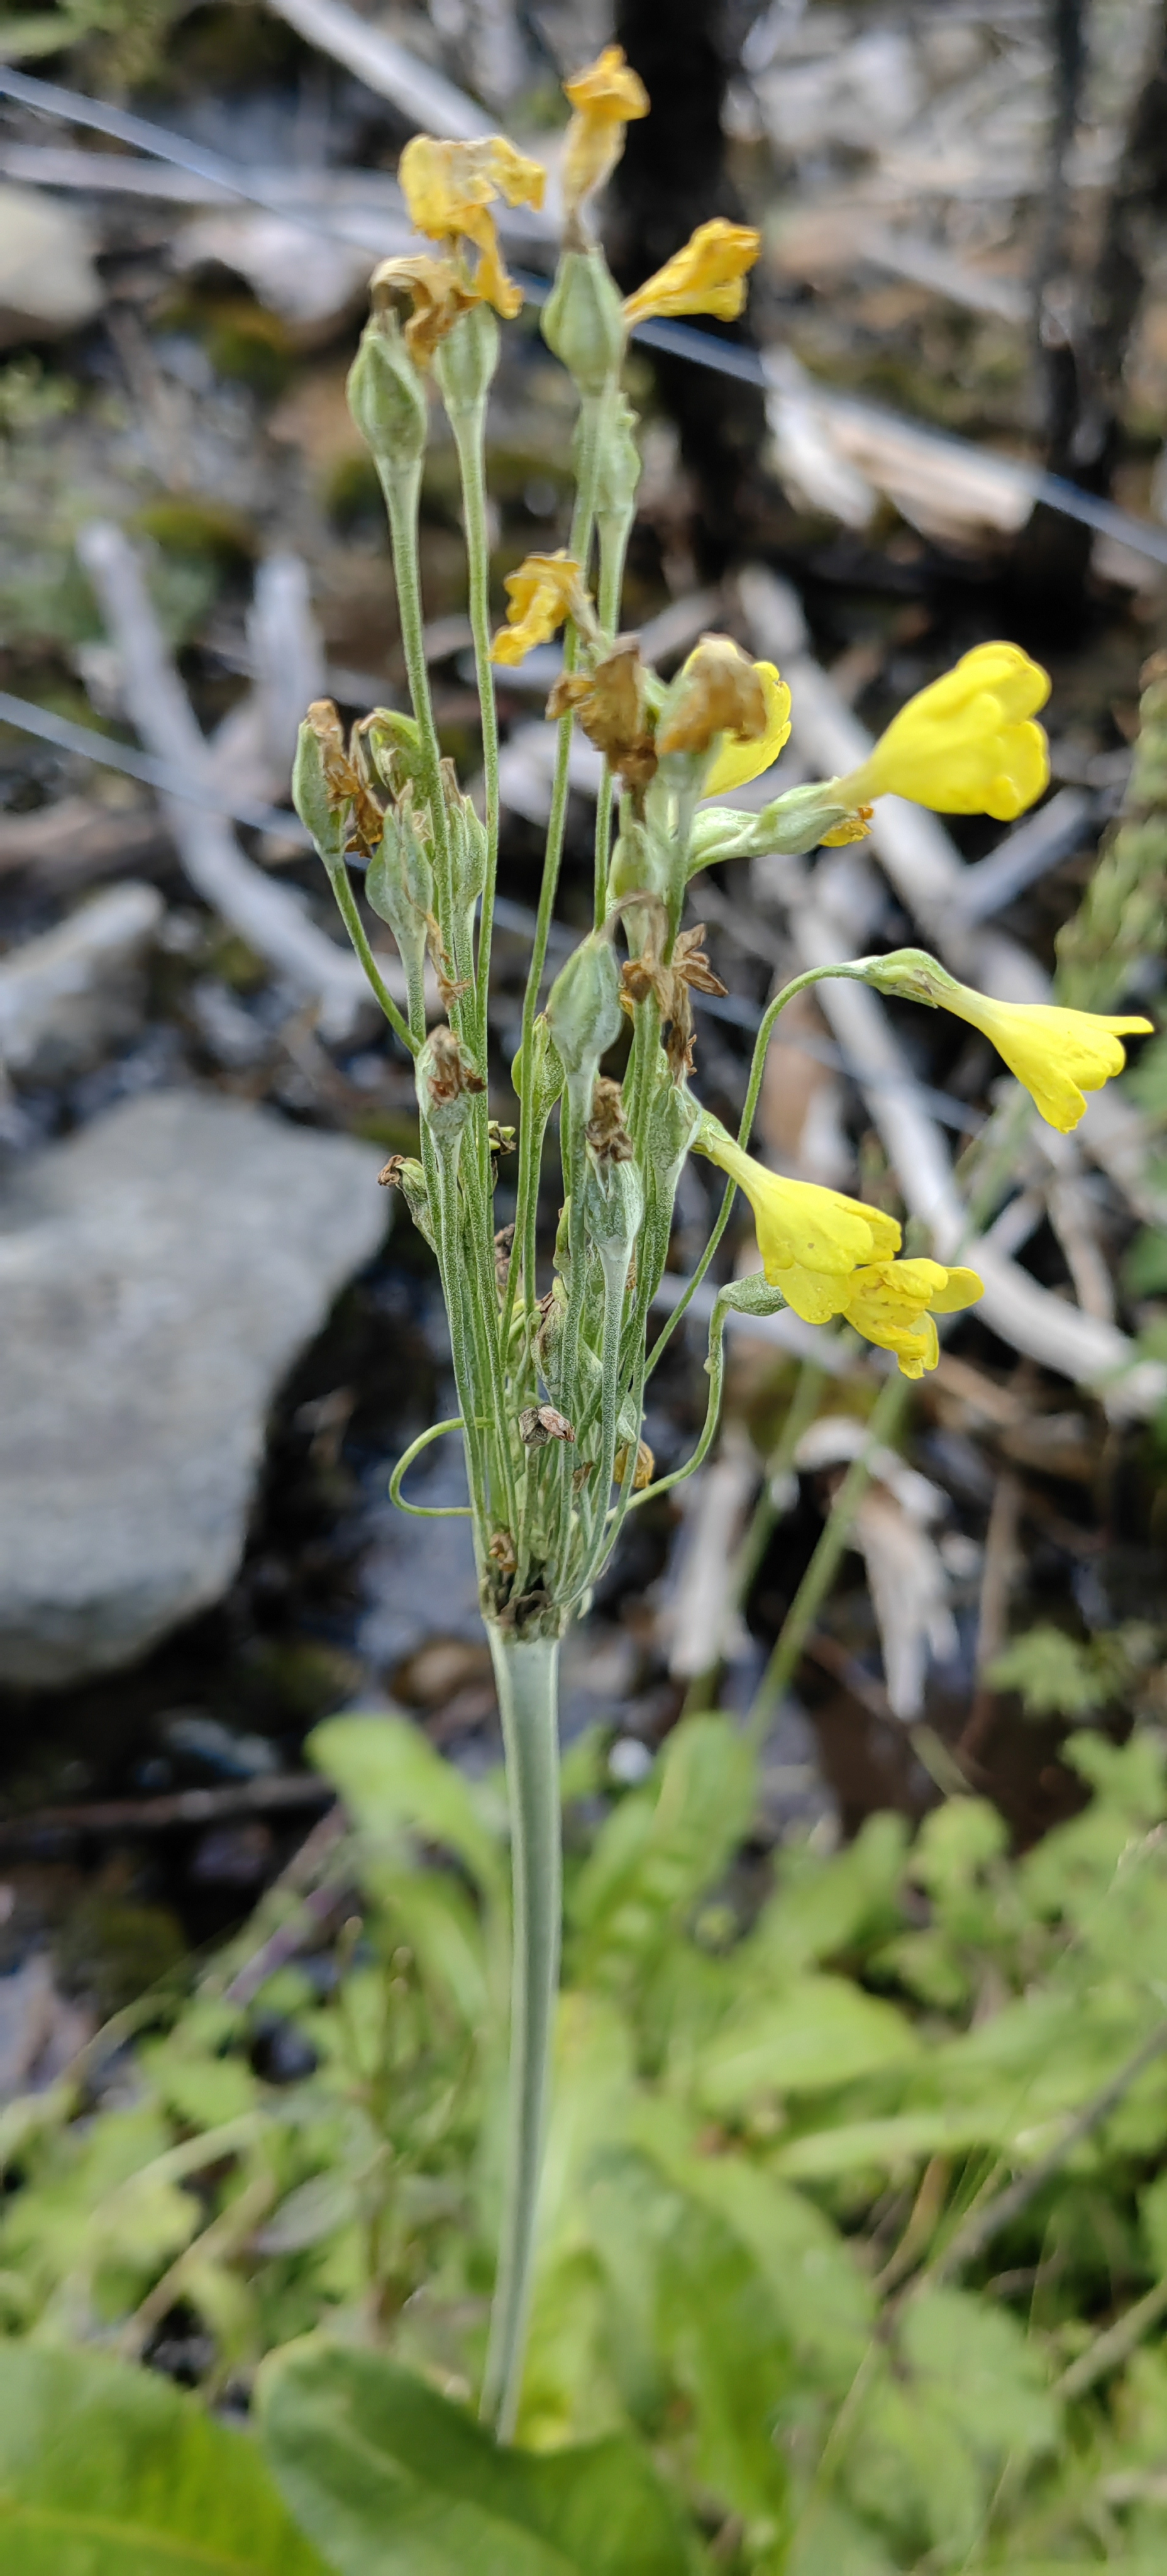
[542,248,627,397]
[857,948,1153,1131]
[416,1024,486,1146]
[347,312,429,470]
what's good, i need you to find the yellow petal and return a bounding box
[491,550,587,664]
[561,45,649,218]
[857,642,1051,820]
[702,665,792,797]
[697,1130,901,1278]
[939,990,1153,1133]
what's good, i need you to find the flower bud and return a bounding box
[348,312,428,471]
[378,1153,436,1251]
[542,248,626,396]
[365,799,434,987]
[292,706,348,862]
[357,708,426,801]
[545,928,624,1130]
[433,300,501,416]
[511,1013,565,1126]
[717,1272,792,1319]
[416,1024,485,1150]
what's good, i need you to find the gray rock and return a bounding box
[0,184,102,345]
[0,882,163,1081]
[0,1090,389,1686]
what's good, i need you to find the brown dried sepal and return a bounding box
[488,1527,517,1577]
[423,913,470,1009]
[305,699,384,855]
[378,1154,408,1189]
[519,1403,576,1446]
[656,634,767,760]
[370,252,477,365]
[620,922,727,1078]
[614,1436,655,1491]
[424,1025,486,1108]
[494,1221,516,1292]
[547,637,658,792]
[585,1075,634,1164]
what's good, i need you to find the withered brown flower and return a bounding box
[547,638,657,793]
[656,634,768,761]
[585,1075,634,1163]
[620,923,727,1077]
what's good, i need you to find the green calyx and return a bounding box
[348,312,428,469]
[542,247,626,397]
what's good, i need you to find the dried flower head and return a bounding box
[399,133,546,321]
[623,218,760,328]
[369,251,477,364]
[657,634,768,762]
[547,637,656,791]
[492,552,591,665]
[561,45,650,223]
[585,1075,634,1163]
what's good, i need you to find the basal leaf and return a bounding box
[258,2338,693,2576]
[309,1715,506,1909]
[0,2342,329,2575]
[696,1975,918,2112]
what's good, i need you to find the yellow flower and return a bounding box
[848,642,1051,822]
[840,1258,983,1379]
[369,252,477,364]
[702,664,792,796]
[622,218,761,328]
[561,45,650,220]
[937,985,1153,1133]
[492,551,589,665]
[698,1127,901,1280]
[398,133,546,321]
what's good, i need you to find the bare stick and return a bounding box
[76,523,404,1040]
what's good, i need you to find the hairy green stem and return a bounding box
[320,854,416,1056]
[448,399,501,1034]
[481,1628,562,2441]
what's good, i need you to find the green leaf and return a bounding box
[308,1715,506,1909]
[568,1714,756,1989]
[696,1975,918,2112]
[0,2342,329,2574]
[258,2338,693,2576]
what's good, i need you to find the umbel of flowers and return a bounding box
[291,46,1151,2444]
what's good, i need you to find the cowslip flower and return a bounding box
[623,218,761,328]
[561,45,650,220]
[398,133,546,321]
[697,1125,902,1279]
[837,1258,983,1379]
[861,949,1154,1133]
[845,642,1050,822]
[492,551,590,665]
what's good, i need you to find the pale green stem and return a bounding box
[592,505,633,928]
[507,394,607,1369]
[746,1370,911,1745]
[448,399,501,1035]
[626,1289,732,1511]
[644,962,872,1379]
[318,852,416,1057]
[481,1628,561,2441]
[377,459,454,926]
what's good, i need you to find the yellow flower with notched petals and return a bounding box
[398,134,545,321]
[561,45,650,220]
[491,551,589,665]
[840,1258,983,1379]
[623,219,761,328]
[702,664,792,797]
[848,642,1050,823]
[937,986,1153,1134]
[697,1126,901,1280]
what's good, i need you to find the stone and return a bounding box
[0,882,163,1081]
[0,1090,389,1687]
[0,184,102,346]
